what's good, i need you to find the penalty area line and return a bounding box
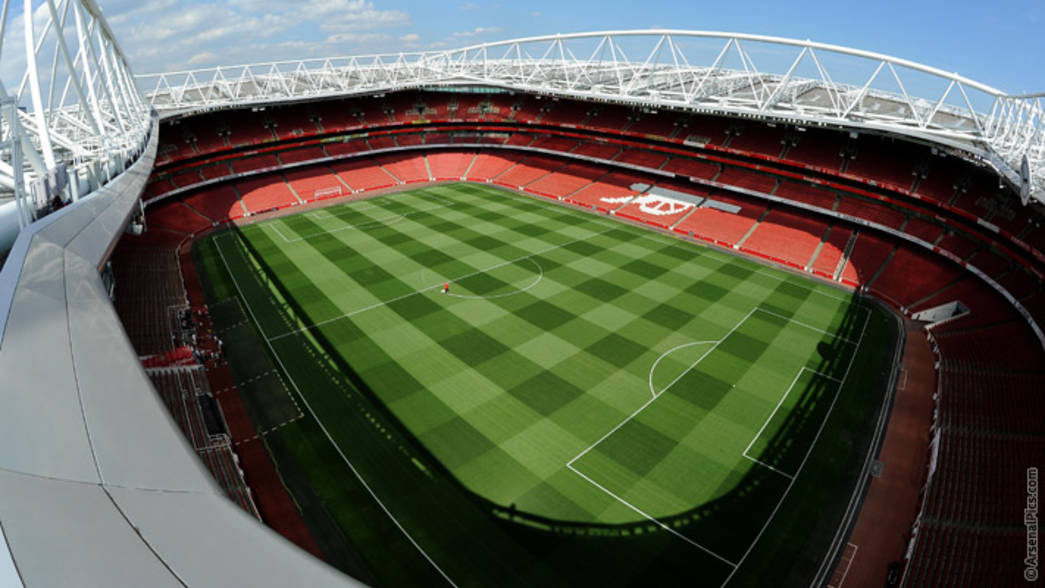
[742,455,794,480]
[564,308,761,569]
[571,302,867,583]
[752,307,862,345]
[214,232,459,587]
[565,462,739,569]
[741,365,842,480]
[720,304,870,587]
[572,307,757,468]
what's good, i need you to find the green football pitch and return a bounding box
[194,182,897,586]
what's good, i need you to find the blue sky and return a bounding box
[97,0,1041,93]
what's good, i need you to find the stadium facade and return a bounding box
[0,4,1042,586]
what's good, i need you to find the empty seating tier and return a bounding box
[571,141,620,159]
[741,209,830,268]
[526,163,605,198]
[661,156,719,179]
[613,148,667,169]
[870,246,964,307]
[279,146,326,164]
[715,167,778,193]
[147,201,213,234]
[834,197,907,228]
[379,153,429,183]
[236,175,300,213]
[284,168,345,202]
[428,152,475,180]
[495,155,564,187]
[674,193,768,247]
[772,181,838,210]
[841,232,895,286]
[902,215,945,243]
[809,225,852,279]
[727,126,785,157]
[467,153,517,179]
[565,173,644,212]
[231,154,280,174]
[183,186,244,223]
[137,91,1045,588]
[325,158,394,190]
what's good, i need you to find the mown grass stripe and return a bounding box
[197,182,895,588]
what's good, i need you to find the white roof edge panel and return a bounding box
[0,521,24,588]
[0,234,99,482]
[0,469,182,587]
[0,117,357,585]
[66,250,219,491]
[109,486,357,587]
[0,3,356,583]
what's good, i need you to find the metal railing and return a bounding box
[137,30,1043,205]
[0,0,152,239]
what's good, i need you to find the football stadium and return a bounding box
[0,3,1042,587]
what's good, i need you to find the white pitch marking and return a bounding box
[752,306,861,345]
[566,301,869,581]
[267,225,619,341]
[570,307,756,469]
[214,234,459,587]
[563,309,761,567]
[740,370,806,461]
[433,258,544,300]
[274,202,456,243]
[720,305,870,587]
[610,221,852,303]
[566,462,739,568]
[827,542,859,588]
[221,186,870,587]
[648,340,719,399]
[740,366,844,480]
[303,198,429,220]
[448,259,544,300]
[742,455,795,480]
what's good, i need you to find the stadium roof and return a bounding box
[0,9,1041,586]
[0,119,354,587]
[137,30,1045,206]
[0,2,353,585]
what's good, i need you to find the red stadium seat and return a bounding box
[236,174,302,213]
[740,209,830,269]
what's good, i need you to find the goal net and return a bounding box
[313,185,344,201]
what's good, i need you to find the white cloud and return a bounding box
[448,26,502,40]
[105,0,178,25]
[400,33,421,43]
[1,4,74,90]
[186,52,219,66]
[324,32,391,45]
[103,0,412,73]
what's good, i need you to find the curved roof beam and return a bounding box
[138,30,1044,206]
[1,0,153,253]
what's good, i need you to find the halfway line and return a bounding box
[267,225,619,341]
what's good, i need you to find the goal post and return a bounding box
[313,185,344,201]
